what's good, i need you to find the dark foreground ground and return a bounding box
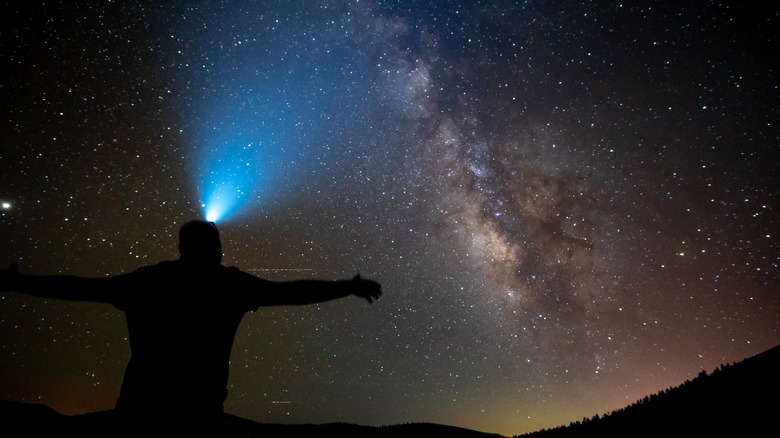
[3,343,778,437]
[0,399,506,437]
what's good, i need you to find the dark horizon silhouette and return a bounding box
[0,341,776,437]
[0,219,382,437]
[514,342,780,437]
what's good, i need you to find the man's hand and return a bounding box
[350,274,382,304]
[0,263,19,292]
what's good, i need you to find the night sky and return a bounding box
[1,1,778,436]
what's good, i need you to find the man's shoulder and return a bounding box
[137,261,254,276]
[132,260,179,273]
[129,261,264,285]
[222,265,266,281]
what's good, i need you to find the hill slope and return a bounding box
[515,343,780,437]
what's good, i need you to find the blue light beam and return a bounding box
[199,137,269,223]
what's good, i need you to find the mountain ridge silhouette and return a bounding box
[1,343,777,437]
[514,342,780,437]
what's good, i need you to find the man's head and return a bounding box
[178,220,223,265]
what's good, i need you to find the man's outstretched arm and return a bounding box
[0,263,118,303]
[261,274,382,306]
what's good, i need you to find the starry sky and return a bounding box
[1,1,778,436]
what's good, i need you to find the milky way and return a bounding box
[1,2,777,436]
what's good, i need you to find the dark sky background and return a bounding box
[1,1,777,436]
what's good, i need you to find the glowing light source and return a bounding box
[191,78,297,224]
[198,138,265,224]
[1,201,11,217]
[202,189,232,223]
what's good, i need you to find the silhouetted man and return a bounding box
[0,220,382,436]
